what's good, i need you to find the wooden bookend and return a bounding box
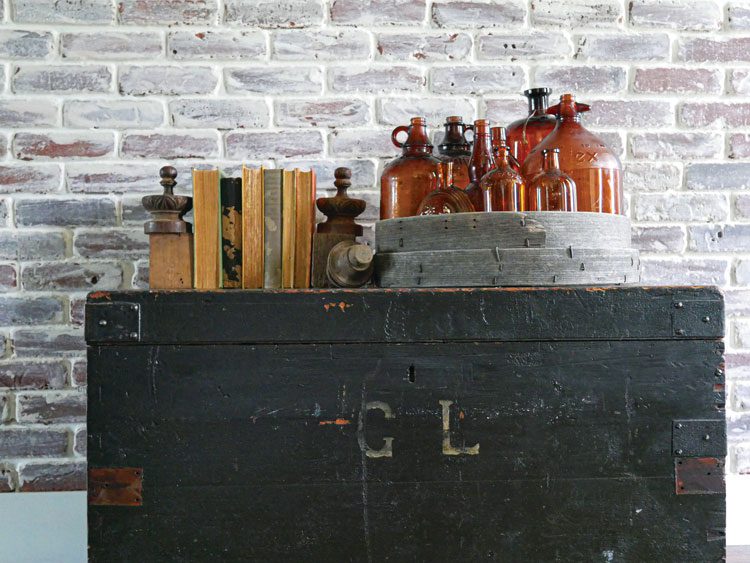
[311,167,366,287]
[142,166,194,289]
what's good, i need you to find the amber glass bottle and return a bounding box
[480,143,525,212]
[464,119,495,212]
[506,87,557,166]
[490,126,520,173]
[526,149,577,211]
[437,116,472,189]
[380,117,442,219]
[417,161,474,215]
[521,93,622,214]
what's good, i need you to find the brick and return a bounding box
[0,201,8,228]
[62,31,162,61]
[330,66,424,93]
[70,298,85,326]
[120,65,217,96]
[118,0,217,24]
[532,0,622,27]
[725,290,750,316]
[170,99,268,129]
[13,65,112,94]
[67,163,161,193]
[533,65,626,94]
[735,194,750,220]
[477,33,570,61]
[677,37,750,62]
[0,428,68,457]
[74,228,148,258]
[275,99,371,128]
[735,443,750,474]
[13,328,85,357]
[13,132,115,161]
[121,132,220,159]
[632,67,722,94]
[0,362,67,389]
[729,415,750,443]
[629,132,722,160]
[226,130,324,159]
[377,32,471,62]
[689,224,750,253]
[0,231,67,261]
[74,427,86,456]
[623,163,681,192]
[735,382,750,411]
[483,98,528,125]
[0,297,63,325]
[18,462,87,492]
[329,129,397,157]
[736,321,750,348]
[225,0,323,27]
[574,33,670,61]
[583,100,672,128]
[64,100,163,129]
[687,163,750,191]
[279,159,376,188]
[640,257,729,285]
[0,100,59,127]
[71,360,86,386]
[379,97,475,126]
[430,66,524,95]
[275,29,370,60]
[169,30,265,60]
[15,198,116,227]
[728,3,750,29]
[0,264,16,290]
[121,195,151,224]
[735,260,750,285]
[432,0,524,28]
[14,0,114,23]
[225,66,323,95]
[0,30,54,59]
[631,225,686,253]
[629,0,721,31]
[0,467,14,492]
[681,102,750,128]
[333,0,425,25]
[731,70,750,95]
[634,193,728,222]
[133,259,149,289]
[0,164,61,193]
[22,261,123,291]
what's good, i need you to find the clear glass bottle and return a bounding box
[380,117,442,219]
[506,87,557,166]
[490,126,520,173]
[437,116,472,189]
[417,161,474,215]
[480,143,525,212]
[526,149,577,212]
[464,119,495,212]
[521,93,622,214]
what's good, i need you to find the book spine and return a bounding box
[263,169,283,289]
[282,170,296,288]
[193,169,221,289]
[220,177,242,288]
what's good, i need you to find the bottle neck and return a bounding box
[403,121,433,154]
[543,152,560,171]
[527,93,549,115]
[471,130,494,166]
[440,122,469,150]
[495,145,511,167]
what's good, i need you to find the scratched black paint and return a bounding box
[87,288,725,562]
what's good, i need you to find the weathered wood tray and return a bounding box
[375,212,640,287]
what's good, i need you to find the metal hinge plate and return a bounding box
[672,419,726,457]
[85,302,140,343]
[675,457,725,495]
[88,467,143,506]
[671,299,722,337]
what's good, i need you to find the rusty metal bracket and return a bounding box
[675,457,725,495]
[671,299,722,338]
[85,302,141,343]
[672,419,725,457]
[89,467,143,506]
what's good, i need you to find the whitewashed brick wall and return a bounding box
[0,0,749,490]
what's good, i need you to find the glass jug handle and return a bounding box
[463,123,475,144]
[391,125,409,148]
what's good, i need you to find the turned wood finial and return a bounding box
[315,167,365,236]
[142,165,193,235]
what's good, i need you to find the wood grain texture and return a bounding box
[148,233,193,289]
[241,166,263,289]
[294,169,315,288]
[282,169,296,288]
[192,169,221,289]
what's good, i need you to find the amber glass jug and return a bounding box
[437,116,472,189]
[521,93,623,214]
[464,119,495,212]
[490,126,520,173]
[417,161,474,215]
[506,87,557,166]
[526,149,577,211]
[480,142,525,212]
[380,117,442,219]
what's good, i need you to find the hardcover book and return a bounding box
[263,169,283,289]
[220,177,242,288]
[192,168,221,289]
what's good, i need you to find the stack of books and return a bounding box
[192,166,317,289]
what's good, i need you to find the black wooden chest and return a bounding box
[86,287,726,562]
